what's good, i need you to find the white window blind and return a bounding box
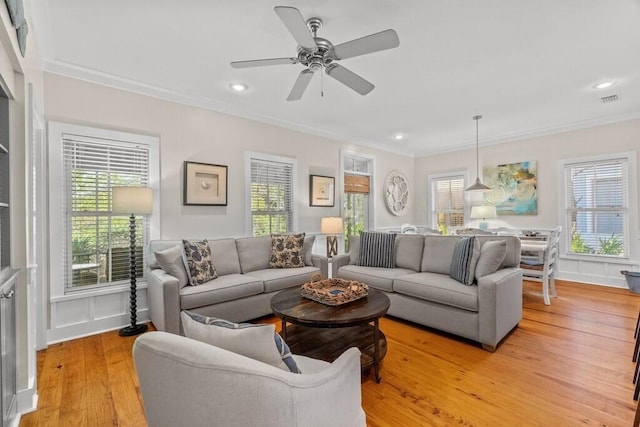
[432,175,465,234]
[62,136,150,291]
[250,157,293,236]
[564,157,628,257]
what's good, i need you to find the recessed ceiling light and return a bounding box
[230,83,248,92]
[393,133,404,140]
[593,81,616,90]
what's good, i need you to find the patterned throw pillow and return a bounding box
[358,231,396,268]
[449,236,481,285]
[269,233,305,268]
[181,311,301,373]
[182,239,218,286]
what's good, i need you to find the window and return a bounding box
[247,153,296,236]
[49,123,159,296]
[561,153,636,259]
[430,174,465,235]
[343,153,374,251]
[0,95,9,274]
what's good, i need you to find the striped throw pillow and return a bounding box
[449,236,480,285]
[358,232,396,268]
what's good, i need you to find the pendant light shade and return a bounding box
[465,115,491,192]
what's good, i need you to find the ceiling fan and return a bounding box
[230,6,400,101]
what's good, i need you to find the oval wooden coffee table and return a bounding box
[271,286,390,382]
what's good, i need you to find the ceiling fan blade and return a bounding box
[332,29,400,60]
[231,57,299,69]
[274,6,317,50]
[325,64,374,95]
[287,69,314,101]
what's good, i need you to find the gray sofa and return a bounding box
[332,234,522,351]
[146,235,327,334]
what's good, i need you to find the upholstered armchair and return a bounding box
[133,331,366,427]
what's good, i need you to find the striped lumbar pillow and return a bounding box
[449,236,481,285]
[358,231,396,268]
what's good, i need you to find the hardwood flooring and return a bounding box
[20,280,640,426]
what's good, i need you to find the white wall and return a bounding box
[414,119,640,287]
[42,72,415,342]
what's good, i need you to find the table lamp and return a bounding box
[112,186,153,336]
[321,217,343,258]
[470,205,497,231]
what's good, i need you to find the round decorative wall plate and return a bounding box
[384,171,409,216]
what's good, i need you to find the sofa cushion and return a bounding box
[236,236,271,273]
[348,235,360,265]
[246,266,319,293]
[270,233,305,268]
[394,272,479,312]
[180,274,263,309]
[358,232,396,268]
[421,235,461,274]
[182,239,218,286]
[395,234,424,272]
[181,311,300,373]
[154,245,189,288]
[475,240,508,279]
[449,236,480,285]
[303,234,315,266]
[209,239,242,276]
[337,265,414,292]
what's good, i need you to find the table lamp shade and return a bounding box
[112,187,153,214]
[321,217,344,235]
[470,205,497,220]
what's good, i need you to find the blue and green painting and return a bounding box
[482,161,537,215]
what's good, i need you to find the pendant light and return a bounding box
[465,115,492,192]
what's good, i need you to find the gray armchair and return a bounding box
[133,331,366,427]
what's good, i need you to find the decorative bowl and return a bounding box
[301,278,369,306]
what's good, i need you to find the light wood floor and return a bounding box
[20,280,640,426]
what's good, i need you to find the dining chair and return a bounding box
[520,226,561,305]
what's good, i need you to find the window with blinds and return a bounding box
[431,175,465,234]
[250,156,294,236]
[343,153,374,252]
[564,157,629,257]
[62,136,150,290]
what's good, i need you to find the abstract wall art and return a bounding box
[482,161,537,215]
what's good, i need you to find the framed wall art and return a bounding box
[183,161,228,206]
[309,175,335,207]
[482,160,537,215]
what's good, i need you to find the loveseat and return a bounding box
[146,234,327,334]
[332,233,522,351]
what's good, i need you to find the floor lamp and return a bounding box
[321,217,343,258]
[112,186,153,337]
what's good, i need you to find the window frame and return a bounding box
[245,151,298,236]
[428,171,468,234]
[48,122,160,299]
[558,151,638,264]
[341,150,375,247]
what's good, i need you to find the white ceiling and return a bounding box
[31,0,640,157]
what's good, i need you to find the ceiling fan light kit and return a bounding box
[231,6,399,101]
[465,115,492,192]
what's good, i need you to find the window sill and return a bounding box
[51,281,148,303]
[560,254,638,266]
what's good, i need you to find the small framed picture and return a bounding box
[309,175,335,207]
[183,161,228,206]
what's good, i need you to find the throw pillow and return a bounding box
[154,245,189,288]
[182,239,218,286]
[270,233,305,268]
[181,311,300,373]
[449,236,481,285]
[358,231,396,268]
[475,240,508,279]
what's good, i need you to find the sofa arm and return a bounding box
[477,267,523,351]
[146,269,182,334]
[331,254,351,278]
[311,254,329,279]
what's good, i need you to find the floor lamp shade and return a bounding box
[321,217,343,258]
[470,205,497,230]
[112,187,153,214]
[112,186,152,337]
